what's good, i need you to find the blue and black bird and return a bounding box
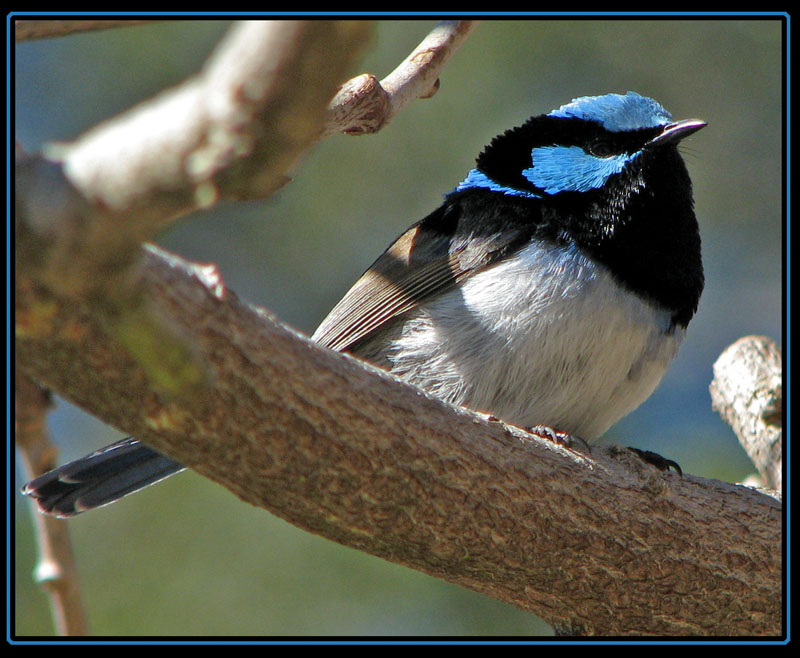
[22,91,705,517]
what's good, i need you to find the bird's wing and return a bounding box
[312,200,535,353]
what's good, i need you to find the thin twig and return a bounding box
[14,19,163,42]
[323,20,479,137]
[15,372,88,636]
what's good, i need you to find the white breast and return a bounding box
[379,240,684,439]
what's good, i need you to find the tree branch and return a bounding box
[14,19,782,636]
[15,243,782,636]
[14,19,164,42]
[52,21,372,234]
[322,20,479,137]
[15,19,476,403]
[710,336,783,491]
[16,20,374,399]
[15,372,88,636]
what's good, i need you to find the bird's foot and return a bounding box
[627,448,683,476]
[526,425,591,454]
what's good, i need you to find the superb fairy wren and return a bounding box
[23,91,705,517]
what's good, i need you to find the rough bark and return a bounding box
[16,245,783,636]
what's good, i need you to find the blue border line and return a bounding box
[8,10,790,646]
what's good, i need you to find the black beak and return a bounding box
[647,118,707,147]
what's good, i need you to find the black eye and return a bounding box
[588,139,615,158]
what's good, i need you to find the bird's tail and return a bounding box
[21,438,184,518]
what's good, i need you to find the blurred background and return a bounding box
[14,18,783,636]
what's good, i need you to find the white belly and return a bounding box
[376,240,683,439]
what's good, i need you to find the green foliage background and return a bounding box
[14,18,783,636]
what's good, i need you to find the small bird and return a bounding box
[22,91,705,517]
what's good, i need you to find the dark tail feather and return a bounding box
[21,438,185,518]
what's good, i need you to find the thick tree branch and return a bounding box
[53,20,372,234]
[15,244,782,636]
[21,19,475,258]
[16,20,375,398]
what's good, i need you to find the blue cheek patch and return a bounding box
[456,169,542,199]
[523,146,637,194]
